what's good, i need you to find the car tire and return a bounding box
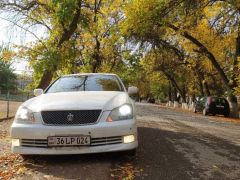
[203,109,208,116]
[122,149,137,157]
[224,113,230,117]
[20,155,33,161]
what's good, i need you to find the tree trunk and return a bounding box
[92,35,101,73]
[181,85,187,103]
[168,83,172,102]
[194,61,211,96]
[37,1,82,89]
[37,70,54,89]
[228,94,239,118]
[92,0,102,73]
[228,26,240,118]
[231,34,240,89]
[196,73,204,96]
[163,70,187,104]
[172,86,177,101]
[173,87,179,108]
[181,85,188,109]
[203,81,211,96]
[166,82,172,107]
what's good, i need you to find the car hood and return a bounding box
[22,91,131,112]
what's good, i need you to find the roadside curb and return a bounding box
[0,116,14,122]
[137,102,240,123]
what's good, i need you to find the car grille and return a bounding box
[41,110,102,125]
[21,136,123,148]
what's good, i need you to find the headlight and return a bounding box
[15,106,36,124]
[107,104,133,121]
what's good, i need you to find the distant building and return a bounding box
[16,74,33,91]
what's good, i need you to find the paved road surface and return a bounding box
[0,103,240,179]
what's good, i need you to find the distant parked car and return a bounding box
[193,96,230,117]
[147,97,155,104]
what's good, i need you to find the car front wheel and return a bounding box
[121,149,137,157]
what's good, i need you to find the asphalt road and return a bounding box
[0,103,240,179]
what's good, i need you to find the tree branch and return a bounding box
[0,16,48,49]
[58,0,82,47]
[167,23,231,91]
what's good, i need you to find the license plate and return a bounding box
[48,136,91,146]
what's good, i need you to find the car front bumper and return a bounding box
[11,120,138,155]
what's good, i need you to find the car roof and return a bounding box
[62,73,117,77]
[200,96,227,100]
[210,96,226,99]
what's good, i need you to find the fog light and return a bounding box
[123,135,135,143]
[12,139,20,146]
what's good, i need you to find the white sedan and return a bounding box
[11,73,138,155]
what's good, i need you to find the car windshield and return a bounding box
[46,75,124,93]
[215,98,228,105]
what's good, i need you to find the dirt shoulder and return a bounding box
[0,104,239,179]
[0,101,22,120]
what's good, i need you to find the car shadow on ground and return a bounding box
[21,126,240,180]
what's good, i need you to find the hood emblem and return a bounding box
[67,113,74,122]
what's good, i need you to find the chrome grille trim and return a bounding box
[20,136,123,148]
[91,136,122,146]
[21,139,48,148]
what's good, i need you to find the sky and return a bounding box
[0,17,46,74]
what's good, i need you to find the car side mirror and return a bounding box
[34,89,43,97]
[128,86,138,95]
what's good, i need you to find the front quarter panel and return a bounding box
[103,92,132,111]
